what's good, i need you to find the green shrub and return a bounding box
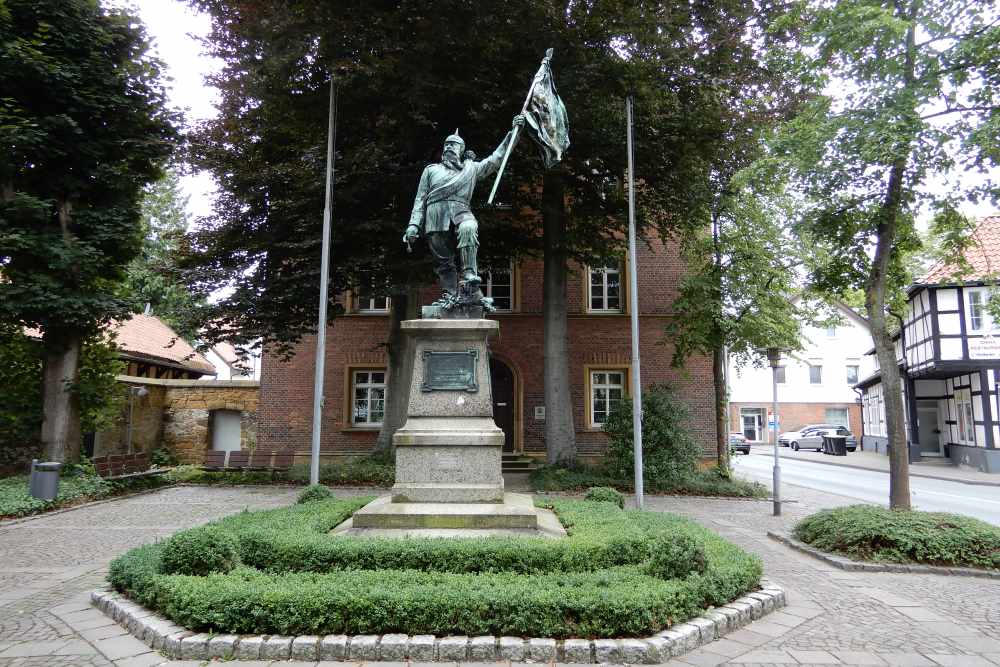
[530,462,767,498]
[287,456,394,487]
[646,534,707,579]
[165,465,283,485]
[794,505,1000,570]
[297,484,333,504]
[108,498,762,638]
[604,386,700,485]
[150,448,179,467]
[160,528,241,576]
[585,486,625,508]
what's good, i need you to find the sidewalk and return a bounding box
[747,446,1000,486]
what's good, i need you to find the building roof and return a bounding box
[211,341,241,367]
[111,314,216,376]
[921,215,1000,284]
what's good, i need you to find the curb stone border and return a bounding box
[768,531,1000,580]
[90,581,787,663]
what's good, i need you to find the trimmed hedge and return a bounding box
[109,498,762,638]
[160,528,240,576]
[529,463,767,498]
[793,505,1000,570]
[584,486,625,508]
[297,484,333,504]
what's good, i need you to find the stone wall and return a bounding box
[93,377,259,471]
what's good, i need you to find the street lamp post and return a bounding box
[766,347,782,516]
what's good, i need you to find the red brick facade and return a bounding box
[260,237,716,463]
[729,402,862,443]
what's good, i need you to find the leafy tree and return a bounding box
[125,170,206,342]
[186,0,805,462]
[667,162,809,469]
[0,323,126,471]
[774,0,1000,509]
[0,0,178,462]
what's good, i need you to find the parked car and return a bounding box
[779,424,857,452]
[729,432,750,455]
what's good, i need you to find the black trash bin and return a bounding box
[822,434,847,456]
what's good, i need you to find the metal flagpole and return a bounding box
[310,77,337,486]
[626,95,645,509]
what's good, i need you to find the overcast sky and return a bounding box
[121,0,997,229]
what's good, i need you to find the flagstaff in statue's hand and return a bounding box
[486,48,570,205]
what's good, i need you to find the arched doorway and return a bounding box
[490,356,516,452]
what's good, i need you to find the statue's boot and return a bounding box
[460,246,481,285]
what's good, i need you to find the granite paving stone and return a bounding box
[1,484,998,666]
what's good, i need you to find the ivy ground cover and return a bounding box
[109,496,762,638]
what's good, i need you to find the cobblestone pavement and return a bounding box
[0,482,998,666]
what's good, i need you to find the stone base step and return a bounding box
[350,493,539,530]
[391,482,504,504]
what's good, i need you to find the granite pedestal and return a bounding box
[338,318,559,536]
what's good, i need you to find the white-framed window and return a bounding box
[352,370,386,426]
[825,408,849,428]
[775,366,786,384]
[826,325,837,337]
[846,365,859,385]
[483,262,514,311]
[966,288,995,332]
[588,263,622,313]
[955,388,975,444]
[809,365,823,384]
[740,407,766,441]
[356,284,389,312]
[590,369,626,426]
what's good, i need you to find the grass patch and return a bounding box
[530,463,767,498]
[109,497,761,638]
[793,505,1000,570]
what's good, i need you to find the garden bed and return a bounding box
[108,496,763,639]
[530,464,768,498]
[793,505,1000,571]
[0,471,171,520]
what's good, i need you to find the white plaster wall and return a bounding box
[730,305,872,404]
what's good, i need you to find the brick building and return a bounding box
[259,236,716,464]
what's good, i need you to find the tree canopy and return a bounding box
[184,0,802,352]
[0,0,178,461]
[773,0,1000,508]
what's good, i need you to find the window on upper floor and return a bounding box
[352,369,386,426]
[483,262,514,311]
[355,276,390,313]
[589,369,626,427]
[846,365,859,385]
[588,263,622,313]
[809,365,823,384]
[966,288,997,332]
[826,325,837,337]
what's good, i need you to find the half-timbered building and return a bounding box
[857,215,1000,473]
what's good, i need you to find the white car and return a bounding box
[779,424,857,452]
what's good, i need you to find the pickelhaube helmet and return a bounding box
[444,128,465,150]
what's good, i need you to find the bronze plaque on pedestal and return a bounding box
[422,349,478,392]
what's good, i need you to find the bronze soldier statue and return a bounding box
[403,115,524,307]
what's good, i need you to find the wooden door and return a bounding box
[490,357,515,452]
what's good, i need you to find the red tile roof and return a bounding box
[25,314,215,376]
[110,314,215,375]
[922,215,1000,283]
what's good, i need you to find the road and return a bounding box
[734,451,1000,525]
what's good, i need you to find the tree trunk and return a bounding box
[864,2,916,511]
[713,345,730,470]
[542,169,576,464]
[375,285,421,455]
[41,333,83,463]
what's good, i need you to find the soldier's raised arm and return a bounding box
[476,115,524,180]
